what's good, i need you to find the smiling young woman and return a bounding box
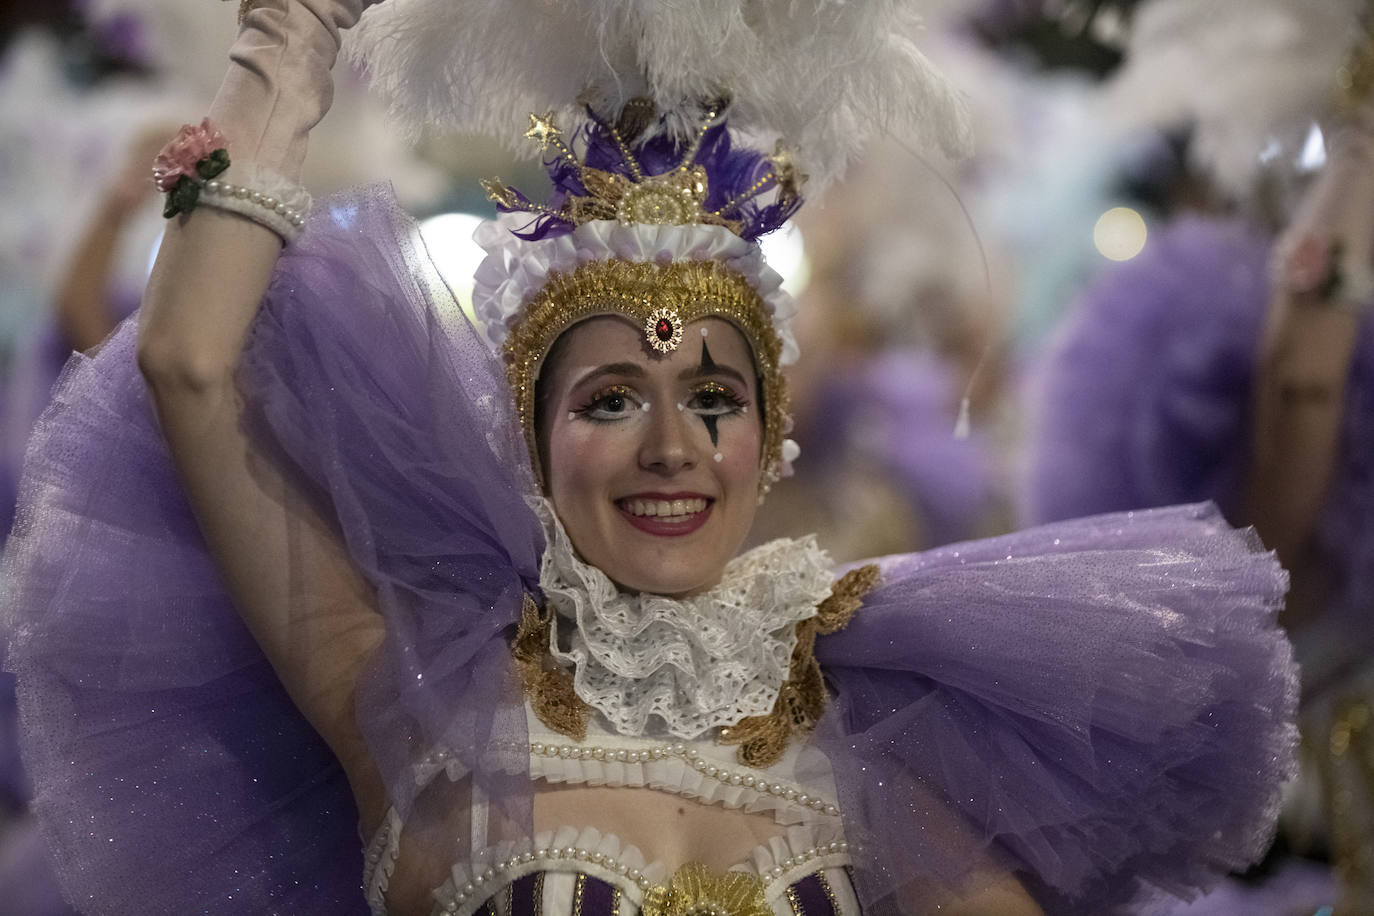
[540,316,763,596]
[0,2,1300,915]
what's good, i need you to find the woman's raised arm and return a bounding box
[136,0,388,825]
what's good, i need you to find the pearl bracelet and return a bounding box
[154,120,312,244]
[197,165,312,243]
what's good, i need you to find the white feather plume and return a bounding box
[1102,0,1363,197]
[345,0,972,192]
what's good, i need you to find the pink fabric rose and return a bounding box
[1283,233,1332,295]
[152,119,227,192]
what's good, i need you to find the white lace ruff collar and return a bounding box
[531,498,835,740]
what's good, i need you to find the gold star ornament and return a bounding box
[767,143,806,196]
[524,111,563,150]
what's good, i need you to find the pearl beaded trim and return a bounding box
[195,164,312,243]
[363,809,401,914]
[527,739,842,817]
[436,838,852,914]
[200,179,306,239]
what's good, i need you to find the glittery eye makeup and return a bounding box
[688,381,745,413]
[572,384,643,422]
[687,381,747,446]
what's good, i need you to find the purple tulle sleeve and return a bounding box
[1,321,367,914]
[1,186,544,914]
[817,503,1298,913]
[236,187,545,827]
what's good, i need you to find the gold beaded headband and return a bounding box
[504,258,789,490]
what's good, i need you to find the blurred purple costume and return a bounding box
[797,352,993,548]
[3,191,1297,914]
[1022,214,1374,691]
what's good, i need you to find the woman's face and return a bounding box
[541,315,763,596]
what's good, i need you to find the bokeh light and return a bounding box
[1093,206,1148,262]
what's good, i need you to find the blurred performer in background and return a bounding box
[1024,3,1374,912]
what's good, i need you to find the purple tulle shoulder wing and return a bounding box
[817,503,1298,913]
[1,322,366,914]
[2,186,543,913]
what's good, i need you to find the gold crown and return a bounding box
[482,100,805,236]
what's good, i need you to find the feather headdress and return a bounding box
[345,0,972,193]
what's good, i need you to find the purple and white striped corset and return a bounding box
[367,821,860,916]
[363,708,859,915]
[489,868,855,915]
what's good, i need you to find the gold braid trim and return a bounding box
[511,594,589,741]
[716,564,881,768]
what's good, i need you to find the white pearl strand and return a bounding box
[528,739,842,817]
[437,838,852,914]
[202,178,306,233]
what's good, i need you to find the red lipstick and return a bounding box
[616,493,713,537]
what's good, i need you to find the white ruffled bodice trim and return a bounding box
[534,498,835,739]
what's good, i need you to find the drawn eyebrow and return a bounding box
[678,363,749,387]
[569,362,648,389]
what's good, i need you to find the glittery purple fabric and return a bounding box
[821,503,1296,913]
[0,290,142,916]
[3,190,1296,914]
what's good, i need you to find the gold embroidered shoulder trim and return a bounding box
[717,563,880,768]
[512,594,589,741]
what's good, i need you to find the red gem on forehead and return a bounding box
[655,317,674,341]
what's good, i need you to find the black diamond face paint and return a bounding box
[699,339,718,373]
[702,414,720,448]
[699,341,720,447]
